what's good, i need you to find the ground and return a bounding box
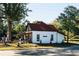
[0,40,79,56]
[0,45,79,56]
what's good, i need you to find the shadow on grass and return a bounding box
[15,44,77,56]
[70,40,79,41]
[15,43,79,56]
[37,43,79,47]
[15,48,75,56]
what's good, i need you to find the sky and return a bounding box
[26,3,79,24]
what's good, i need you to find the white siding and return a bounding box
[31,31,64,44]
[57,33,64,43]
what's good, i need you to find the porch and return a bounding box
[24,31,32,43]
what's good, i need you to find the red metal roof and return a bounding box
[27,21,58,31]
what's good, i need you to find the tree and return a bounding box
[14,24,26,33]
[0,19,3,37]
[0,3,31,42]
[57,6,79,43]
[52,20,62,30]
[0,19,7,37]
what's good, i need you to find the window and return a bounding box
[51,35,53,41]
[43,36,47,37]
[37,34,40,41]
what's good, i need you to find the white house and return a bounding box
[25,21,64,44]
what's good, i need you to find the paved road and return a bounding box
[0,45,79,56]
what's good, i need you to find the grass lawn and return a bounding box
[0,39,79,50]
[0,43,54,51]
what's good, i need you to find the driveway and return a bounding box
[0,45,79,56]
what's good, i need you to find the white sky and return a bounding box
[26,3,79,24]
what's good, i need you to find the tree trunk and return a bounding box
[7,18,12,42]
[67,28,69,44]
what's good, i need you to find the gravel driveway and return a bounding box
[0,45,79,56]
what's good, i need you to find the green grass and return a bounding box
[0,43,54,51]
[0,39,79,50]
[0,43,74,51]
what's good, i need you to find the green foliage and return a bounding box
[56,6,79,43]
[57,6,79,34]
[0,20,7,37]
[0,3,30,20]
[0,3,31,40]
[14,24,26,33]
